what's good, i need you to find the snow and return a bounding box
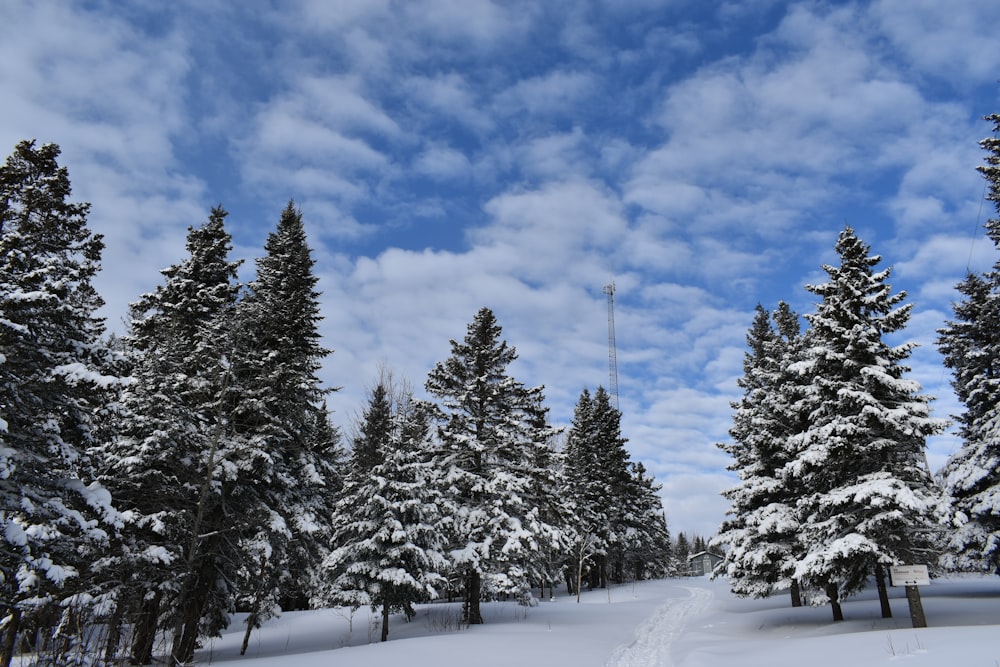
[194,575,1000,666]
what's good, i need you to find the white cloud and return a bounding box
[413,146,472,181]
[873,0,1000,85]
[495,69,599,117]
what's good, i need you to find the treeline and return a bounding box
[715,113,1000,621]
[0,140,673,666]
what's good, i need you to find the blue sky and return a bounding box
[3,0,1000,539]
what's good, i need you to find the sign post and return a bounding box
[889,564,929,628]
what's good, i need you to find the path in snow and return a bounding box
[606,584,713,667]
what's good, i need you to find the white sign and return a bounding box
[889,564,930,587]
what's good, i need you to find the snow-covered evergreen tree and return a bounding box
[424,307,560,623]
[620,462,674,580]
[100,207,242,664]
[784,226,945,620]
[230,201,341,653]
[561,386,636,590]
[322,381,446,642]
[0,140,124,667]
[938,113,1000,575]
[716,302,805,604]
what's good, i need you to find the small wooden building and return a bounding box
[687,550,723,577]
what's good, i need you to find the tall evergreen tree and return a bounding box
[784,226,945,620]
[0,140,123,666]
[716,302,805,605]
[938,113,1000,575]
[621,462,674,580]
[230,201,340,653]
[100,207,242,664]
[424,307,560,623]
[560,388,603,598]
[561,386,635,590]
[323,382,446,642]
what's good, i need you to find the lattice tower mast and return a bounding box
[603,281,620,411]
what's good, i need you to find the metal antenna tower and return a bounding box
[603,281,620,410]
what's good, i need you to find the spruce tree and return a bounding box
[561,386,645,592]
[716,302,805,605]
[0,140,123,666]
[323,382,446,641]
[560,388,604,598]
[424,307,560,623]
[589,387,634,586]
[621,462,673,580]
[785,226,944,621]
[230,201,340,653]
[101,207,241,664]
[938,113,1000,574]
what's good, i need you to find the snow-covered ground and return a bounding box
[195,575,1000,666]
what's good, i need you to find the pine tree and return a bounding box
[716,302,805,605]
[675,533,691,572]
[621,462,673,580]
[560,388,603,598]
[424,307,560,623]
[230,201,340,654]
[100,207,242,664]
[785,226,945,621]
[561,386,640,592]
[323,381,447,642]
[589,387,634,586]
[0,140,124,666]
[938,113,1000,575]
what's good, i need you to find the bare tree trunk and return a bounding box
[789,579,802,607]
[466,571,483,624]
[241,610,259,657]
[875,565,892,618]
[130,592,160,666]
[826,582,844,622]
[0,607,21,667]
[241,558,269,656]
[104,598,124,663]
[381,599,390,642]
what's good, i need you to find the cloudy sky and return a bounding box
[4,0,1000,539]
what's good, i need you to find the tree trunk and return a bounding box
[173,590,205,665]
[241,558,269,655]
[826,582,844,622]
[381,599,390,642]
[129,591,160,666]
[104,599,124,663]
[240,611,258,657]
[466,571,483,624]
[875,565,892,618]
[0,607,21,667]
[789,579,802,607]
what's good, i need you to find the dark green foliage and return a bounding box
[0,140,123,666]
[424,307,562,623]
[323,381,446,642]
[230,201,341,652]
[561,386,670,590]
[938,113,1000,574]
[716,302,805,599]
[784,227,943,614]
[101,206,242,664]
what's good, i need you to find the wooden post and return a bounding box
[905,585,927,628]
[889,565,930,629]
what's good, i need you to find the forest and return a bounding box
[4,113,1000,666]
[0,139,675,666]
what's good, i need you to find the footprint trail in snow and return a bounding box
[606,585,713,667]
